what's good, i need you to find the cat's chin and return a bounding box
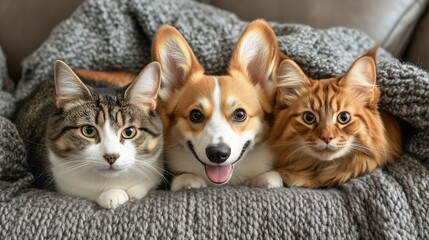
[98,168,126,178]
[308,149,348,162]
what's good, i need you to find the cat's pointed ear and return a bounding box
[341,50,377,87]
[276,58,310,101]
[152,25,204,102]
[125,62,161,110]
[229,20,279,91]
[54,60,92,109]
[340,49,378,104]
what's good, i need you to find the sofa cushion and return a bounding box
[210,0,428,57]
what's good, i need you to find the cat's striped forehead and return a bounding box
[300,78,357,116]
[92,98,131,130]
[97,106,125,130]
[67,94,136,129]
[86,98,160,138]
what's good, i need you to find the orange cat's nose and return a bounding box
[104,154,119,165]
[321,137,333,144]
[320,130,335,144]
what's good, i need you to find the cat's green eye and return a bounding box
[122,127,137,139]
[303,112,316,124]
[81,125,97,138]
[337,112,351,124]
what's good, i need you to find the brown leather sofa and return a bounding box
[0,0,428,82]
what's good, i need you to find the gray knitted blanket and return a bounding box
[1,0,428,238]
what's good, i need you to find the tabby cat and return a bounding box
[269,50,402,188]
[15,61,164,208]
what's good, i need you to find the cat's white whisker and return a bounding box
[133,160,169,182]
[348,142,375,157]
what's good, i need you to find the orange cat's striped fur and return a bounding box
[269,50,402,188]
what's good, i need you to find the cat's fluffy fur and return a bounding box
[269,50,402,188]
[16,61,164,208]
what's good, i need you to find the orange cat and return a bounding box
[269,50,402,188]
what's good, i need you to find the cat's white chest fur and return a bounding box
[48,121,162,209]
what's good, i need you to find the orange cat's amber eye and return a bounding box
[337,112,351,124]
[302,112,316,124]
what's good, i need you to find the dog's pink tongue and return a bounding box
[205,164,233,184]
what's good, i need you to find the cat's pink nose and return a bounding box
[321,137,334,144]
[104,154,119,165]
[320,131,334,144]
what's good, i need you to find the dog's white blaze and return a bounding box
[190,77,254,165]
[209,77,225,144]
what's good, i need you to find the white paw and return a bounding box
[250,171,284,188]
[97,189,129,209]
[127,183,152,200]
[170,173,207,191]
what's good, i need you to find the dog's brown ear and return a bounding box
[152,25,204,101]
[229,20,279,90]
[74,69,137,87]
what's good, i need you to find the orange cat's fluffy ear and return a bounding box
[342,51,377,87]
[341,49,379,105]
[151,25,204,101]
[229,20,279,90]
[276,59,310,102]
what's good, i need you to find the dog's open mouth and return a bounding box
[187,141,250,184]
[204,164,233,184]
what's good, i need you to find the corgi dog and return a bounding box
[152,20,283,191]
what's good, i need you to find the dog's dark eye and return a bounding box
[232,108,247,122]
[189,109,205,123]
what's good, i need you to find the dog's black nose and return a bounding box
[205,144,231,163]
